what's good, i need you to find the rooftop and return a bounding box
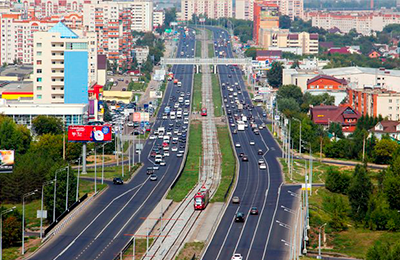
[48,22,78,38]
[0,81,33,95]
[370,120,400,133]
[0,65,33,78]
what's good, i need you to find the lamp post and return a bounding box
[102,143,106,185]
[22,190,38,255]
[53,166,67,222]
[76,157,81,202]
[40,180,54,239]
[293,117,302,157]
[1,207,15,260]
[65,165,70,211]
[317,223,327,259]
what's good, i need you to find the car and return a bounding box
[127,122,134,127]
[262,112,267,117]
[160,160,166,166]
[150,151,157,157]
[149,135,156,140]
[171,146,178,152]
[235,143,241,148]
[232,129,237,134]
[235,212,245,222]
[250,207,259,215]
[164,151,170,157]
[177,153,183,157]
[249,140,255,145]
[239,152,244,157]
[113,177,123,185]
[146,169,154,175]
[242,156,248,162]
[258,149,263,155]
[258,159,265,165]
[153,165,160,170]
[150,174,158,181]
[259,163,267,170]
[232,196,240,204]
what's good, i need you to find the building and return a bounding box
[276,0,303,20]
[10,0,90,18]
[253,1,279,44]
[153,10,165,28]
[305,10,400,36]
[133,46,149,64]
[97,54,106,86]
[307,75,347,91]
[347,87,400,120]
[284,66,400,92]
[370,120,400,140]
[310,105,361,135]
[180,0,233,21]
[236,0,254,20]
[258,29,318,54]
[33,22,97,104]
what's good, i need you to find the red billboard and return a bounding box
[68,125,112,142]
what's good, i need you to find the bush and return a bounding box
[325,167,350,194]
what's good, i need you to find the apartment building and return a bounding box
[306,10,400,36]
[253,1,279,44]
[236,0,254,20]
[133,46,149,64]
[83,1,153,65]
[180,0,233,21]
[153,10,165,28]
[278,0,303,20]
[258,29,319,55]
[33,22,97,104]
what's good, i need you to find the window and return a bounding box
[37,77,42,82]
[389,99,392,103]
[37,94,42,99]
[36,43,42,47]
[37,86,42,90]
[36,69,42,73]
[37,51,42,56]
[389,106,393,110]
[37,60,42,65]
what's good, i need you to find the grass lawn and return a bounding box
[79,163,141,182]
[308,187,400,259]
[176,241,205,260]
[206,29,212,40]
[211,74,223,117]
[128,82,146,92]
[2,200,42,230]
[167,121,202,202]
[208,43,214,58]
[192,74,202,112]
[212,125,236,202]
[132,93,142,103]
[79,179,107,197]
[122,238,154,260]
[195,40,202,57]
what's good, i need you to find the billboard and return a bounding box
[260,5,279,20]
[68,125,112,142]
[132,112,150,122]
[0,150,14,173]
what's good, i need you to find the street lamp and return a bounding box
[76,157,81,202]
[40,180,54,239]
[293,117,302,158]
[317,223,327,259]
[65,165,70,211]
[53,166,68,223]
[22,189,38,255]
[1,207,15,260]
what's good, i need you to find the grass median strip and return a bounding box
[176,241,205,260]
[211,125,236,202]
[122,238,154,259]
[192,73,202,112]
[212,74,223,117]
[195,40,202,57]
[208,43,214,58]
[167,120,202,202]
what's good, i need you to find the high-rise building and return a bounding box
[33,22,97,104]
[235,0,254,20]
[153,10,165,28]
[180,0,233,21]
[253,1,279,44]
[278,0,303,20]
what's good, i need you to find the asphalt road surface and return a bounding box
[30,28,196,260]
[202,27,301,260]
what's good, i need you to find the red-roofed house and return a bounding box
[370,120,400,140]
[310,105,361,135]
[256,50,282,62]
[368,50,381,59]
[307,75,348,91]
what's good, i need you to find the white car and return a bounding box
[235,143,241,148]
[127,122,134,127]
[164,151,170,157]
[177,153,183,157]
[149,135,157,140]
[258,159,265,165]
[158,135,164,139]
[259,163,267,170]
[232,254,243,260]
[250,141,255,145]
[160,160,166,166]
[162,115,168,120]
[171,146,178,152]
[184,119,189,125]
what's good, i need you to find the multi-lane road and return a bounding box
[202,27,301,260]
[30,29,196,260]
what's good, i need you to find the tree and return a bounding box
[103,102,112,122]
[374,139,398,164]
[0,208,22,247]
[32,116,63,135]
[322,193,349,231]
[328,122,344,139]
[347,165,373,222]
[383,170,400,210]
[164,8,176,28]
[267,62,283,88]
[367,240,392,260]
[325,167,350,194]
[0,116,31,154]
[277,84,303,104]
[279,15,291,29]
[277,98,301,115]
[244,47,257,60]
[291,60,300,69]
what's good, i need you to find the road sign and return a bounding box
[136,143,144,150]
[275,115,280,121]
[37,210,47,219]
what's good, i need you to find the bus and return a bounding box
[194,188,209,210]
[201,108,207,116]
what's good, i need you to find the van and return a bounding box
[177,110,182,118]
[155,155,163,163]
[170,111,176,120]
[178,96,184,103]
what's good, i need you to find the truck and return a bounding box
[177,81,182,87]
[237,121,245,131]
[157,126,165,136]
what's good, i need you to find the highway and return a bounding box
[202,27,301,260]
[30,28,196,260]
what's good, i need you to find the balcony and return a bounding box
[51,80,64,86]
[51,88,64,94]
[52,63,64,69]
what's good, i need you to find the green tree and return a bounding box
[374,139,398,164]
[244,47,257,60]
[347,165,373,222]
[277,84,303,104]
[290,60,300,69]
[322,193,349,231]
[0,208,22,247]
[325,167,350,194]
[103,102,112,122]
[277,98,301,116]
[328,122,344,139]
[32,115,63,135]
[279,15,291,29]
[367,240,392,260]
[383,170,400,210]
[267,62,283,88]
[0,116,31,154]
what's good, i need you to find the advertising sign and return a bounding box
[68,125,112,142]
[0,150,14,173]
[132,112,150,122]
[37,210,47,219]
[258,87,269,94]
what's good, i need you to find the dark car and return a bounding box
[250,207,259,215]
[113,177,123,185]
[239,152,244,157]
[242,156,248,162]
[258,149,263,155]
[146,169,154,175]
[235,212,245,222]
